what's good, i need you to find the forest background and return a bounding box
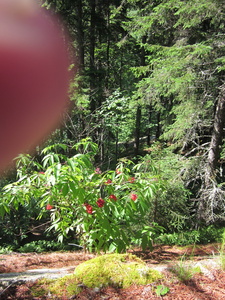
[1,0,225,253]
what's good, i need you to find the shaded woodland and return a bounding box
[1,0,225,251]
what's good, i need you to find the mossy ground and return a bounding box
[41,253,162,298]
[30,278,55,298]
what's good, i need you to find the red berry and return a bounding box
[109,194,117,201]
[105,179,112,184]
[129,177,136,183]
[46,204,53,210]
[130,193,138,201]
[85,204,93,214]
[96,198,105,208]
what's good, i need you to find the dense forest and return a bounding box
[1,0,225,253]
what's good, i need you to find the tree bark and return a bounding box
[134,36,146,156]
[207,84,225,179]
[197,83,225,223]
[76,0,85,70]
[89,0,96,113]
[147,105,152,145]
[134,104,142,156]
[156,112,161,139]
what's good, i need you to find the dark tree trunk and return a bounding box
[147,105,152,145]
[156,112,161,139]
[89,0,96,113]
[134,104,142,156]
[106,0,110,90]
[197,83,225,223]
[134,37,146,156]
[207,85,225,178]
[76,0,85,70]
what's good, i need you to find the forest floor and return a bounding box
[0,243,225,299]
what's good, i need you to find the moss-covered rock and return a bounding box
[49,253,162,297]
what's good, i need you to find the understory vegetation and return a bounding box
[0,139,224,253]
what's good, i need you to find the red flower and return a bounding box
[39,172,45,175]
[46,204,53,210]
[95,167,102,174]
[84,203,93,214]
[96,198,105,208]
[116,169,121,174]
[130,193,138,201]
[105,179,112,184]
[109,194,117,201]
[129,177,136,183]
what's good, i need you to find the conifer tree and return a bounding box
[126,0,225,224]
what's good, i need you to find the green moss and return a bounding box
[30,278,55,297]
[49,253,162,297]
[31,286,46,297]
[49,274,81,297]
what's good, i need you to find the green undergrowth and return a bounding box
[156,226,225,246]
[33,253,162,298]
[170,261,201,282]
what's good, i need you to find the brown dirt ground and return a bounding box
[1,243,225,300]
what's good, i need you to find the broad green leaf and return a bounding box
[62,184,69,197]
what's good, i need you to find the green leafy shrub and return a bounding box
[1,138,223,252]
[17,240,72,253]
[136,147,191,232]
[0,139,165,253]
[0,245,14,254]
[157,225,224,246]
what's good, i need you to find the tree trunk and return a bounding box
[207,84,225,178]
[197,83,225,223]
[106,0,110,90]
[89,0,96,113]
[134,37,146,156]
[134,104,142,156]
[156,112,161,139]
[76,0,84,70]
[147,105,152,145]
